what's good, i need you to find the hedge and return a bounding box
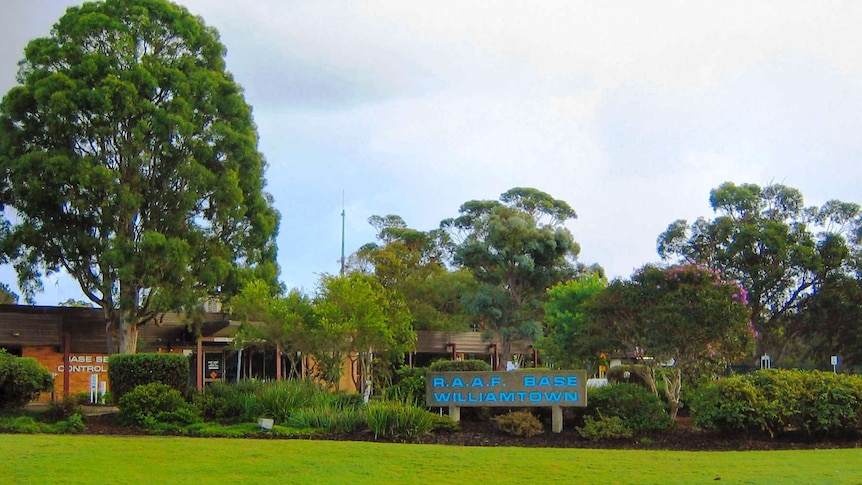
[429,359,492,372]
[108,353,190,400]
[690,369,862,437]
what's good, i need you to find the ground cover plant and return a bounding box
[1,434,861,484]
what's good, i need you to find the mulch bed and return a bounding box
[80,413,862,451]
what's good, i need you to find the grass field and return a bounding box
[2,435,861,484]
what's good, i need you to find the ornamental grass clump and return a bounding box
[365,402,436,439]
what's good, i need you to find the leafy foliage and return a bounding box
[442,187,581,364]
[0,0,279,353]
[582,383,672,433]
[383,366,427,407]
[0,283,18,304]
[589,264,753,418]
[230,280,315,380]
[350,215,477,332]
[690,369,862,437]
[47,396,83,421]
[118,382,201,428]
[658,182,861,364]
[541,273,607,370]
[107,353,189,401]
[493,410,544,437]
[428,359,492,372]
[0,349,54,409]
[791,275,862,369]
[576,415,634,440]
[312,273,415,393]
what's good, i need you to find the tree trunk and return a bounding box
[661,367,682,420]
[119,312,139,354]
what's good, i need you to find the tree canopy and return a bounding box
[442,187,581,364]
[657,182,861,364]
[0,0,278,353]
[590,264,753,418]
[349,214,476,331]
[312,273,414,393]
[540,272,607,370]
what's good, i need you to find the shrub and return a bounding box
[108,353,189,401]
[577,415,634,440]
[383,366,427,406]
[689,374,769,435]
[47,396,82,421]
[493,410,544,437]
[0,349,55,409]
[118,382,201,428]
[429,413,460,432]
[365,402,436,439]
[690,369,862,437]
[584,383,672,433]
[193,381,253,422]
[429,359,492,372]
[51,413,86,434]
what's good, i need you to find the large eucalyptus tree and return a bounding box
[442,187,582,365]
[657,182,860,364]
[0,0,279,353]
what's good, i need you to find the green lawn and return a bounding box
[1,434,860,484]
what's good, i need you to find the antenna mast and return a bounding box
[340,191,345,275]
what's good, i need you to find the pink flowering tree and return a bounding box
[591,264,753,419]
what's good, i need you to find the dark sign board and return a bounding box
[205,353,222,380]
[426,370,587,407]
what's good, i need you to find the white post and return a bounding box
[551,406,563,433]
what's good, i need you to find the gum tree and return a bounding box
[657,182,860,364]
[442,187,581,365]
[0,0,278,353]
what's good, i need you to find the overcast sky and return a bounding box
[2,1,861,305]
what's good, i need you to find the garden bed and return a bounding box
[78,412,862,451]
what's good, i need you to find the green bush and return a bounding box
[577,415,634,440]
[0,349,55,409]
[47,396,82,421]
[193,381,253,422]
[365,401,436,439]
[118,382,201,428]
[51,413,86,434]
[429,359,492,372]
[108,353,189,401]
[584,383,672,433]
[493,410,544,437]
[689,374,770,435]
[429,413,460,432]
[383,366,427,406]
[690,369,862,437]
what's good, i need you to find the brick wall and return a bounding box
[23,346,110,401]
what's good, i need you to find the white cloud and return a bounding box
[2,0,861,301]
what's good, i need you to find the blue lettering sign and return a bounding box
[432,377,445,387]
[524,376,536,387]
[452,377,464,387]
[471,377,484,387]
